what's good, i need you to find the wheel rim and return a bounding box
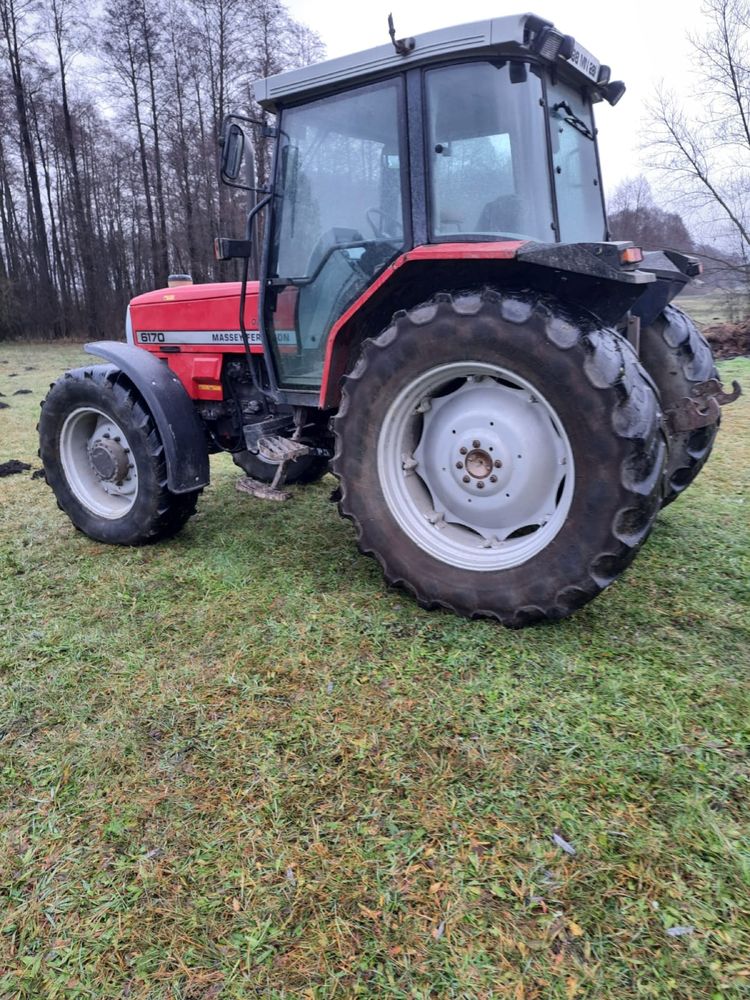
[59,407,138,518]
[377,363,575,571]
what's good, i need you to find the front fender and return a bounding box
[84,341,209,493]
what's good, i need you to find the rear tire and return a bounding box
[39,366,200,544]
[333,289,665,626]
[639,304,719,506]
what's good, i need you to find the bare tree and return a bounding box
[0,0,61,334]
[0,0,325,340]
[647,0,750,286]
[608,175,694,250]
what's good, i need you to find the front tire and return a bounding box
[39,366,200,544]
[333,290,665,625]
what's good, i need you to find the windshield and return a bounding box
[425,61,555,242]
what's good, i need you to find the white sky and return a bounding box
[285,0,708,197]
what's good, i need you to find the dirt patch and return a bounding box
[0,460,31,477]
[703,320,750,359]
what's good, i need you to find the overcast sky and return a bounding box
[284,0,708,197]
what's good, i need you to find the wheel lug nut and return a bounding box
[462,475,470,484]
[476,481,485,489]
[459,447,467,455]
[490,475,497,483]
[456,461,463,469]
[494,459,502,468]
[472,440,481,448]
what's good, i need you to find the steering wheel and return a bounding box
[365,208,403,239]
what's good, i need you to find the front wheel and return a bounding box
[333,290,665,625]
[39,366,200,544]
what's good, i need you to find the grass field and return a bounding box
[0,343,748,999]
[678,291,750,329]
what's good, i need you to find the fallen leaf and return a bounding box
[569,921,584,937]
[432,921,445,940]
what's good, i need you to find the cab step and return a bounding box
[256,435,312,463]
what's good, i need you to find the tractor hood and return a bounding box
[127,281,260,345]
[129,281,255,308]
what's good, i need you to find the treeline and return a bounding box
[608,175,748,293]
[0,0,323,341]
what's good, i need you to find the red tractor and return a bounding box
[39,13,740,625]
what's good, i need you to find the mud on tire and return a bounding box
[638,303,719,506]
[332,289,666,626]
[39,366,200,545]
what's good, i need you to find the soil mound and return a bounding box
[703,320,750,359]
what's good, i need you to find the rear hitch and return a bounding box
[666,378,742,432]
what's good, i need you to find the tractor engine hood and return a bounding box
[127,281,260,346]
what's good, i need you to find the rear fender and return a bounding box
[320,242,524,408]
[318,240,664,408]
[85,341,210,493]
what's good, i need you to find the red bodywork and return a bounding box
[129,281,261,402]
[128,242,525,406]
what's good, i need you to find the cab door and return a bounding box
[263,78,408,393]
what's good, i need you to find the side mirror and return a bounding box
[219,115,258,191]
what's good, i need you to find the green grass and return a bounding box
[1,343,749,999]
[678,291,750,328]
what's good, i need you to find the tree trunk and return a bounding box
[1,0,60,335]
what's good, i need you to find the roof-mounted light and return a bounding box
[559,35,576,60]
[532,26,565,61]
[597,64,611,85]
[603,80,626,105]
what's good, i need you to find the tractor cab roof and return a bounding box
[253,12,624,112]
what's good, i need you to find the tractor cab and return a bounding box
[219,13,622,400]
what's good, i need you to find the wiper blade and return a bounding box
[552,101,595,141]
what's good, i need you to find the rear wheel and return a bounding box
[333,290,665,625]
[639,303,719,505]
[39,366,200,544]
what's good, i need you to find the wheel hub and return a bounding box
[465,447,492,479]
[88,437,129,484]
[450,428,511,499]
